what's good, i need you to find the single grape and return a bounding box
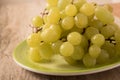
[103,4,113,12]
[32,16,43,27]
[41,24,61,43]
[91,34,105,47]
[29,47,41,62]
[89,45,101,58]
[61,16,74,30]
[70,26,83,34]
[67,32,82,45]
[47,7,60,24]
[102,41,116,58]
[43,15,48,24]
[100,25,116,39]
[97,49,109,64]
[115,42,120,56]
[64,56,77,65]
[27,33,42,47]
[51,40,63,54]
[60,42,74,57]
[80,3,95,16]
[95,6,114,24]
[71,46,84,60]
[42,23,51,31]
[84,27,99,39]
[75,13,88,28]
[83,54,96,67]
[39,42,54,60]
[65,4,77,16]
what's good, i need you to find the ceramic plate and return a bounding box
[13,17,120,76]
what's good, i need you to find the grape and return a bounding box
[41,24,61,43]
[91,34,105,47]
[84,27,99,39]
[103,4,113,12]
[65,4,77,16]
[42,23,51,31]
[47,7,60,24]
[60,42,74,57]
[46,0,58,7]
[89,20,103,30]
[32,16,43,27]
[58,0,72,11]
[27,33,42,47]
[43,15,48,24]
[83,54,96,67]
[51,40,63,54]
[74,0,86,11]
[97,49,109,64]
[71,46,84,60]
[70,26,83,34]
[115,29,120,43]
[89,45,101,58]
[61,16,74,30]
[102,41,116,58]
[75,13,88,28]
[29,47,41,62]
[95,6,114,24]
[39,42,54,60]
[80,3,95,16]
[67,32,82,45]
[80,36,88,50]
[100,25,116,39]
[115,42,120,56]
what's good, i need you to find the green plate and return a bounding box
[13,17,120,76]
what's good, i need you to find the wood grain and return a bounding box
[0,1,120,80]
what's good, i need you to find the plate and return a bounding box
[13,17,120,76]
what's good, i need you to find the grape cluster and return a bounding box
[26,0,120,67]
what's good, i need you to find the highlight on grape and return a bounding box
[26,0,120,67]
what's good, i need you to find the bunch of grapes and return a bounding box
[26,0,120,67]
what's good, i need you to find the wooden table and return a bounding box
[0,0,120,80]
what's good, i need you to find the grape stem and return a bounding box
[29,24,42,33]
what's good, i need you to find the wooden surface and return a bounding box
[0,1,120,80]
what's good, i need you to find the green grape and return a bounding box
[115,29,120,43]
[71,46,84,60]
[60,42,74,57]
[41,24,61,43]
[95,6,114,24]
[61,16,74,30]
[100,25,116,39]
[27,33,42,47]
[74,0,86,11]
[97,49,109,64]
[89,45,101,58]
[89,20,103,30]
[102,41,116,58]
[84,27,99,39]
[91,34,105,47]
[65,4,77,16]
[46,0,58,7]
[80,3,95,16]
[75,13,88,28]
[60,10,66,19]
[29,47,41,62]
[47,7,60,24]
[58,0,72,11]
[51,40,63,54]
[32,16,43,27]
[83,54,96,67]
[67,32,82,45]
[64,56,77,65]
[39,42,54,60]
